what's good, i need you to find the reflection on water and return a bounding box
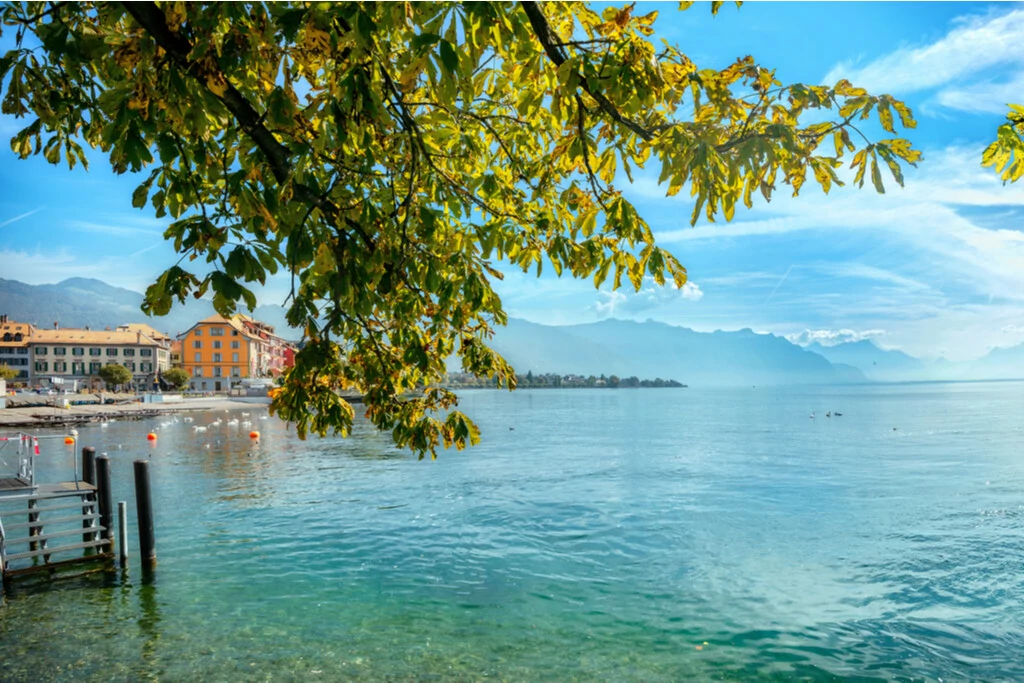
[2,383,1024,681]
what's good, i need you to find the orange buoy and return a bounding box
[249,431,260,439]
[147,432,157,441]
[64,436,75,445]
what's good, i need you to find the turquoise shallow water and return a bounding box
[2,382,1024,681]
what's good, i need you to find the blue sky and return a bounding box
[2,2,1023,361]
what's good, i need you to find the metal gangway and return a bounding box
[0,432,112,590]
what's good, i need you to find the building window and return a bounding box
[35,361,47,372]
[54,347,66,356]
[230,340,239,349]
[15,347,28,355]
[193,367,203,377]
[212,353,222,362]
[231,366,240,377]
[211,327,224,336]
[140,349,152,357]
[213,340,222,349]
[36,347,48,355]
[194,352,201,362]
[213,366,222,377]
[72,362,85,374]
[194,329,202,336]
[232,352,239,362]
[106,348,118,356]
[193,340,202,349]
[231,330,238,336]
[126,362,136,372]
[72,347,84,356]
[89,348,101,356]
[90,362,102,374]
[123,348,135,357]
[54,361,66,372]
[141,362,151,372]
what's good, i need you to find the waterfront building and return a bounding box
[179,314,295,392]
[28,323,171,390]
[0,315,34,382]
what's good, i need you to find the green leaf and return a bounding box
[439,40,459,75]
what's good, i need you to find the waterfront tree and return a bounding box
[0,364,18,381]
[0,2,920,456]
[162,367,191,390]
[98,364,133,391]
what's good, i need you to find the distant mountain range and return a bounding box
[2,277,1022,385]
[0,277,294,339]
[485,318,866,386]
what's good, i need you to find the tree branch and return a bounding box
[520,1,654,143]
[119,1,375,250]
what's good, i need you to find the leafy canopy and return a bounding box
[0,1,921,457]
[161,366,190,389]
[983,104,1024,183]
[0,364,18,381]
[98,363,133,387]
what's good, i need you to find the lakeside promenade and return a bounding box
[0,396,271,429]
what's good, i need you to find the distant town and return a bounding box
[445,372,686,389]
[0,313,295,394]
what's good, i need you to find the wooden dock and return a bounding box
[0,482,113,588]
[1,433,115,590]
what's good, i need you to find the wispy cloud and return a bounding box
[67,220,163,237]
[934,72,1024,115]
[785,328,888,347]
[822,8,1024,96]
[0,207,43,229]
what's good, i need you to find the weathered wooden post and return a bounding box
[134,460,156,570]
[82,446,96,485]
[117,501,128,569]
[95,455,113,552]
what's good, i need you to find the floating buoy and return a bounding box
[64,436,75,445]
[147,432,158,441]
[249,431,260,439]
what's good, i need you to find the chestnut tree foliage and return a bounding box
[983,104,1024,183]
[1,2,921,456]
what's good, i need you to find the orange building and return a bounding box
[180,314,295,392]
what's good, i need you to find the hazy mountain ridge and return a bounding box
[486,318,866,386]
[807,339,926,382]
[0,277,296,339]
[2,278,1022,383]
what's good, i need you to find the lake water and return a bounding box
[2,382,1023,681]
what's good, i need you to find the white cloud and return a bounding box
[595,278,703,317]
[934,73,1024,115]
[822,8,1024,95]
[785,328,888,347]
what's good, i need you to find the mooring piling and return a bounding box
[134,460,156,570]
[117,501,128,569]
[82,446,96,485]
[95,455,113,553]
